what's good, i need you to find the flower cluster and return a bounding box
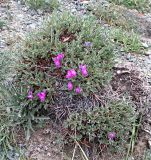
[27,90,46,102]
[27,91,33,100]
[65,64,88,94]
[108,132,116,141]
[79,64,88,77]
[27,49,89,102]
[52,52,89,94]
[52,53,64,68]
[37,90,46,102]
[66,69,77,79]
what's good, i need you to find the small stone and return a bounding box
[148,140,151,149]
[44,146,48,151]
[145,49,151,56]
[71,8,77,13]
[37,9,43,15]
[18,1,21,4]
[22,7,28,12]
[15,153,19,157]
[28,23,36,29]
[36,147,41,152]
[2,26,7,30]
[26,21,32,25]
[142,42,149,48]
[16,14,24,19]
[149,55,151,59]
[0,40,6,48]
[145,59,151,64]
[30,10,37,16]
[117,70,121,74]
[126,55,134,62]
[47,152,51,157]
[127,157,134,160]
[80,0,90,4]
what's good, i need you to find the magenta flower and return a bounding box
[67,81,73,91]
[53,57,61,68]
[37,91,46,102]
[52,53,64,68]
[56,53,64,61]
[79,64,88,77]
[108,132,116,141]
[84,42,92,47]
[75,87,81,94]
[66,69,77,79]
[27,91,33,100]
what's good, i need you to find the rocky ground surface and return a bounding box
[0,0,49,51]
[1,0,151,159]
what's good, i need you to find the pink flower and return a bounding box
[75,87,81,94]
[27,91,33,100]
[108,132,116,141]
[68,81,73,91]
[79,64,88,77]
[66,69,77,79]
[52,53,64,68]
[37,91,46,102]
[56,53,64,61]
[53,57,61,68]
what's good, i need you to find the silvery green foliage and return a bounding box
[64,101,136,152]
[23,0,60,10]
[108,0,151,12]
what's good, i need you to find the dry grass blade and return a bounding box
[72,144,78,160]
[75,140,89,160]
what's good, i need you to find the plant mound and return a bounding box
[0,11,138,156]
[15,12,115,120]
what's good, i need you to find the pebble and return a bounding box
[17,0,21,4]
[148,140,151,149]
[37,9,43,15]
[142,42,149,48]
[145,49,151,56]
[128,157,134,160]
[30,10,37,16]
[22,7,28,11]
[28,23,37,29]
[0,40,6,48]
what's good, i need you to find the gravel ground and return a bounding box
[1,0,151,159]
[0,0,49,51]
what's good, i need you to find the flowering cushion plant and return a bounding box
[15,11,115,136]
[15,12,115,115]
[11,11,138,155]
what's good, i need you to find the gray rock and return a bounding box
[30,10,37,16]
[17,0,21,4]
[145,59,151,64]
[22,7,28,12]
[145,49,151,56]
[37,9,43,15]
[0,40,6,48]
[142,42,149,48]
[28,23,37,29]
[149,55,151,59]
[148,140,151,149]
